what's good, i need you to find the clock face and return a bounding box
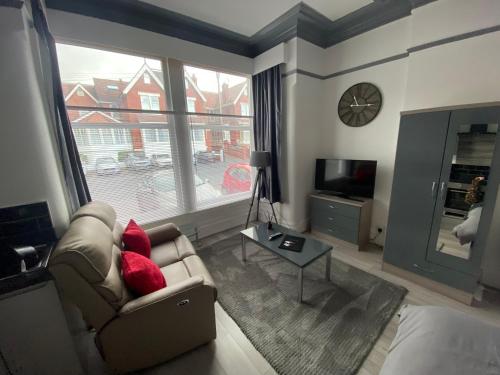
[338,83,382,127]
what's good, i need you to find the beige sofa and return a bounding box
[49,201,217,373]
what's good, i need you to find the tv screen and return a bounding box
[315,159,377,198]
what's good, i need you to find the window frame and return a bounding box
[58,42,254,225]
[139,92,161,111]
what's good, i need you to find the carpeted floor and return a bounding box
[197,235,407,375]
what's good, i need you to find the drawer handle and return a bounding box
[177,299,190,307]
[413,264,434,273]
[328,217,334,221]
[327,229,334,232]
[329,205,336,209]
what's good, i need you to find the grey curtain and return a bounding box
[252,65,282,203]
[31,0,91,208]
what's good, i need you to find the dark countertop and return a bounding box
[0,243,54,296]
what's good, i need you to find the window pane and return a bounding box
[183,65,250,115]
[68,110,180,224]
[188,115,252,208]
[187,97,196,113]
[57,43,165,111]
[140,95,151,110]
[150,95,160,111]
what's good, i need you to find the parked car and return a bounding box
[137,170,219,211]
[221,163,251,194]
[194,150,223,164]
[151,153,173,168]
[125,154,152,169]
[95,157,120,175]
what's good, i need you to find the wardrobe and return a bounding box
[383,106,500,302]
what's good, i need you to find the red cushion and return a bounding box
[122,219,151,258]
[121,251,166,296]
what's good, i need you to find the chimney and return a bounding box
[221,83,229,101]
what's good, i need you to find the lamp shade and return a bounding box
[250,151,271,168]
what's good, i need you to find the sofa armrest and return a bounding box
[98,275,216,373]
[145,223,182,246]
[119,276,203,315]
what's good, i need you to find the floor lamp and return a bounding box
[245,151,278,228]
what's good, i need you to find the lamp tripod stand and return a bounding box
[245,167,278,228]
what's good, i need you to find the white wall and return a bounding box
[320,59,408,243]
[409,0,500,48]
[324,17,410,74]
[0,6,70,234]
[404,31,500,111]
[47,9,254,75]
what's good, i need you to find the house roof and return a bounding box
[63,83,99,103]
[92,78,127,105]
[73,110,120,123]
[185,74,207,102]
[224,81,248,105]
[123,64,164,94]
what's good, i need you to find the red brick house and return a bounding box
[63,63,251,164]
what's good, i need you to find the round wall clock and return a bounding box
[338,82,382,127]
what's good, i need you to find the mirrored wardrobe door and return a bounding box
[427,114,500,274]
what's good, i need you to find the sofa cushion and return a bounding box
[122,251,166,296]
[158,255,216,300]
[380,305,500,375]
[160,261,190,286]
[183,255,216,297]
[51,216,114,283]
[72,201,117,230]
[112,222,124,249]
[51,215,132,309]
[123,219,151,258]
[150,234,196,268]
[146,223,181,247]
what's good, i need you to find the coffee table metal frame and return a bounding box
[240,225,332,303]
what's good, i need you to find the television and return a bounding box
[315,159,377,199]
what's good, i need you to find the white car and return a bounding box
[95,157,120,175]
[151,153,173,168]
[137,170,219,211]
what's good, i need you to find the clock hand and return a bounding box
[350,103,375,107]
[353,96,359,106]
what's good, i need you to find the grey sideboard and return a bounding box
[310,194,372,251]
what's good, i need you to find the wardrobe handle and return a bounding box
[440,182,447,200]
[431,182,436,198]
[413,263,434,273]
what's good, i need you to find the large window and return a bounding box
[184,65,252,208]
[57,44,253,224]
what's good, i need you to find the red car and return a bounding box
[221,163,251,194]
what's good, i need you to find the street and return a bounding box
[86,157,248,224]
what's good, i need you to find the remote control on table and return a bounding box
[268,232,283,241]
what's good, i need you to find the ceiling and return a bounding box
[141,0,373,37]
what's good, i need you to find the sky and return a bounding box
[56,43,247,92]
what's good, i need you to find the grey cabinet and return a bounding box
[310,194,372,250]
[384,107,500,296]
[384,111,450,270]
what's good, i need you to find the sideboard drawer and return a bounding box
[310,195,372,249]
[314,224,359,244]
[311,208,358,232]
[311,197,360,220]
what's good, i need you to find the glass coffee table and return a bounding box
[240,223,333,303]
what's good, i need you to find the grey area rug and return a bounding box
[197,235,407,375]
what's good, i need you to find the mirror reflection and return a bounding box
[437,123,498,259]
